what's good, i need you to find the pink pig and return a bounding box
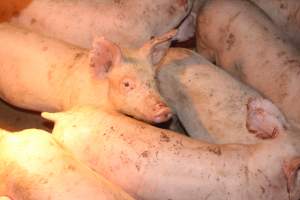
[0,23,173,123]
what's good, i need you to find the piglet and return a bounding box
[0,23,173,123]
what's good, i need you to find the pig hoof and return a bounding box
[246,97,287,139]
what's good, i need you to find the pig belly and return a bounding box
[11,0,192,48]
[196,0,300,127]
[158,48,262,144]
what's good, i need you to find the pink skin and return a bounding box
[92,31,176,123]
[10,0,193,49]
[246,98,288,139]
[0,23,174,124]
[42,98,300,200]
[0,129,134,200]
[196,0,300,127]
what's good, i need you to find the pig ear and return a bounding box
[89,37,122,78]
[139,29,177,65]
[246,97,288,139]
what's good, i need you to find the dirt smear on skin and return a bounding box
[0,0,32,22]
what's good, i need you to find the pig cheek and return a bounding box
[108,79,137,112]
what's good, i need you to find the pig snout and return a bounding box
[152,102,172,123]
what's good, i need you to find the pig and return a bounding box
[0,128,135,200]
[250,0,300,48]
[42,100,300,200]
[196,0,300,128]
[0,23,173,123]
[157,47,277,144]
[9,0,193,49]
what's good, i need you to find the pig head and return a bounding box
[87,30,176,123]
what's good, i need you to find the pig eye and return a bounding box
[121,78,135,91]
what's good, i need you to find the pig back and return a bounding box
[0,23,89,112]
[158,48,262,144]
[10,0,193,49]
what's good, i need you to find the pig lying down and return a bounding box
[10,0,194,49]
[196,0,300,127]
[157,48,276,144]
[250,0,300,48]
[0,128,134,200]
[42,101,300,200]
[0,23,173,123]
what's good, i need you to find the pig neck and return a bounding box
[58,56,114,112]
